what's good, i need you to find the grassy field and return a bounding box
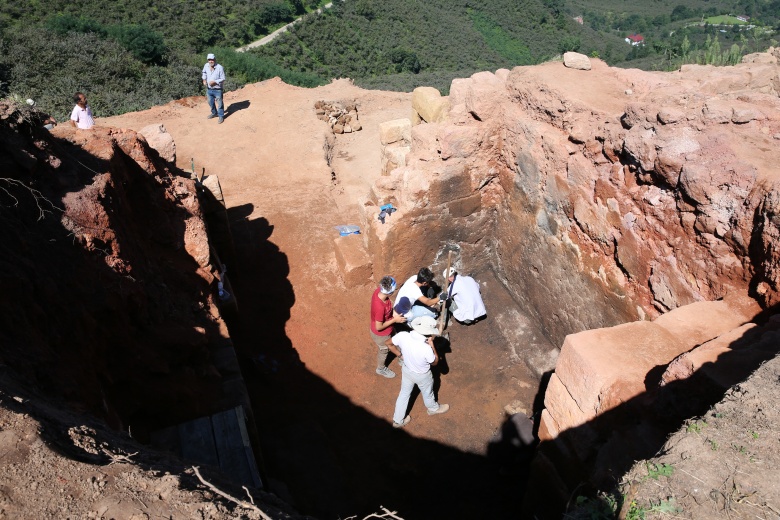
[566,0,732,17]
[705,15,748,24]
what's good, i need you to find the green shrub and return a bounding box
[107,24,167,64]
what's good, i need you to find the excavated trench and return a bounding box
[4,52,780,519]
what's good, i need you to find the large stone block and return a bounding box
[412,87,450,123]
[447,192,482,217]
[653,295,760,348]
[379,118,411,145]
[334,235,373,287]
[661,323,757,386]
[139,123,176,163]
[556,321,687,416]
[448,72,505,122]
[563,52,592,71]
[381,142,411,175]
[543,373,591,432]
[429,163,474,207]
[538,409,560,441]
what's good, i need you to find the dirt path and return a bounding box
[101,79,545,519]
[236,3,334,52]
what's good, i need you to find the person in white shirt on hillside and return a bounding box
[69,92,94,129]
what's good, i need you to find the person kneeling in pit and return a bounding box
[443,267,487,325]
[396,267,443,321]
[393,296,413,330]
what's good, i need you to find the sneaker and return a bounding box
[427,403,450,416]
[376,367,396,378]
[218,116,224,124]
[392,415,411,428]
[207,114,217,119]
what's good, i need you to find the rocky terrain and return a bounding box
[0,48,779,520]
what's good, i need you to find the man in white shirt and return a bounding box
[388,316,450,428]
[396,267,443,321]
[443,267,486,325]
[69,92,95,129]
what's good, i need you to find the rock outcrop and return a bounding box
[362,50,780,513]
[366,50,780,348]
[0,103,231,435]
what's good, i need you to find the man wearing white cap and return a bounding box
[443,267,486,325]
[370,276,407,379]
[202,53,226,123]
[388,315,450,428]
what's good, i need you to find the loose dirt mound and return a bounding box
[618,353,780,519]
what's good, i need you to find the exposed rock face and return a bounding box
[368,51,780,348]
[364,50,780,516]
[0,104,227,436]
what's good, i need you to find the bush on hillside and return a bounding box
[0,27,198,121]
[209,47,326,87]
[107,24,168,64]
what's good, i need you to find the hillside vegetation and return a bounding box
[0,0,777,119]
[252,0,625,93]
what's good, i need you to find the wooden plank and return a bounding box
[211,407,261,488]
[234,406,263,488]
[178,416,219,467]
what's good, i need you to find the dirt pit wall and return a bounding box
[369,52,780,349]
[0,102,230,439]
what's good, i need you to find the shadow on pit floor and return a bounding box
[221,206,534,520]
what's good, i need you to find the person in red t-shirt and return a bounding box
[370,275,407,378]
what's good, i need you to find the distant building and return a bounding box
[573,16,583,25]
[625,34,645,46]
[736,15,750,22]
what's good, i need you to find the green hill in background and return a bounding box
[0,0,776,120]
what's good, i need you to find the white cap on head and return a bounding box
[443,267,457,279]
[207,53,216,60]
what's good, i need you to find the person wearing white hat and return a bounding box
[442,267,486,325]
[370,276,407,379]
[202,53,226,123]
[388,315,450,428]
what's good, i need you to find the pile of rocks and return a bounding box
[315,100,362,134]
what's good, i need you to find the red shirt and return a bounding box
[370,288,393,336]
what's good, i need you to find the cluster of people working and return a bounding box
[369,266,487,428]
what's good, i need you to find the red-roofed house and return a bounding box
[625,34,645,46]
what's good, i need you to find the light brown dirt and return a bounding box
[101,78,544,519]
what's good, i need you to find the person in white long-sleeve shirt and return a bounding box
[443,267,486,325]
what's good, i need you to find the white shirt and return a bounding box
[448,275,486,322]
[392,330,435,374]
[70,104,95,129]
[397,275,423,305]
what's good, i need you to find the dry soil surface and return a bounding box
[101,78,548,519]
